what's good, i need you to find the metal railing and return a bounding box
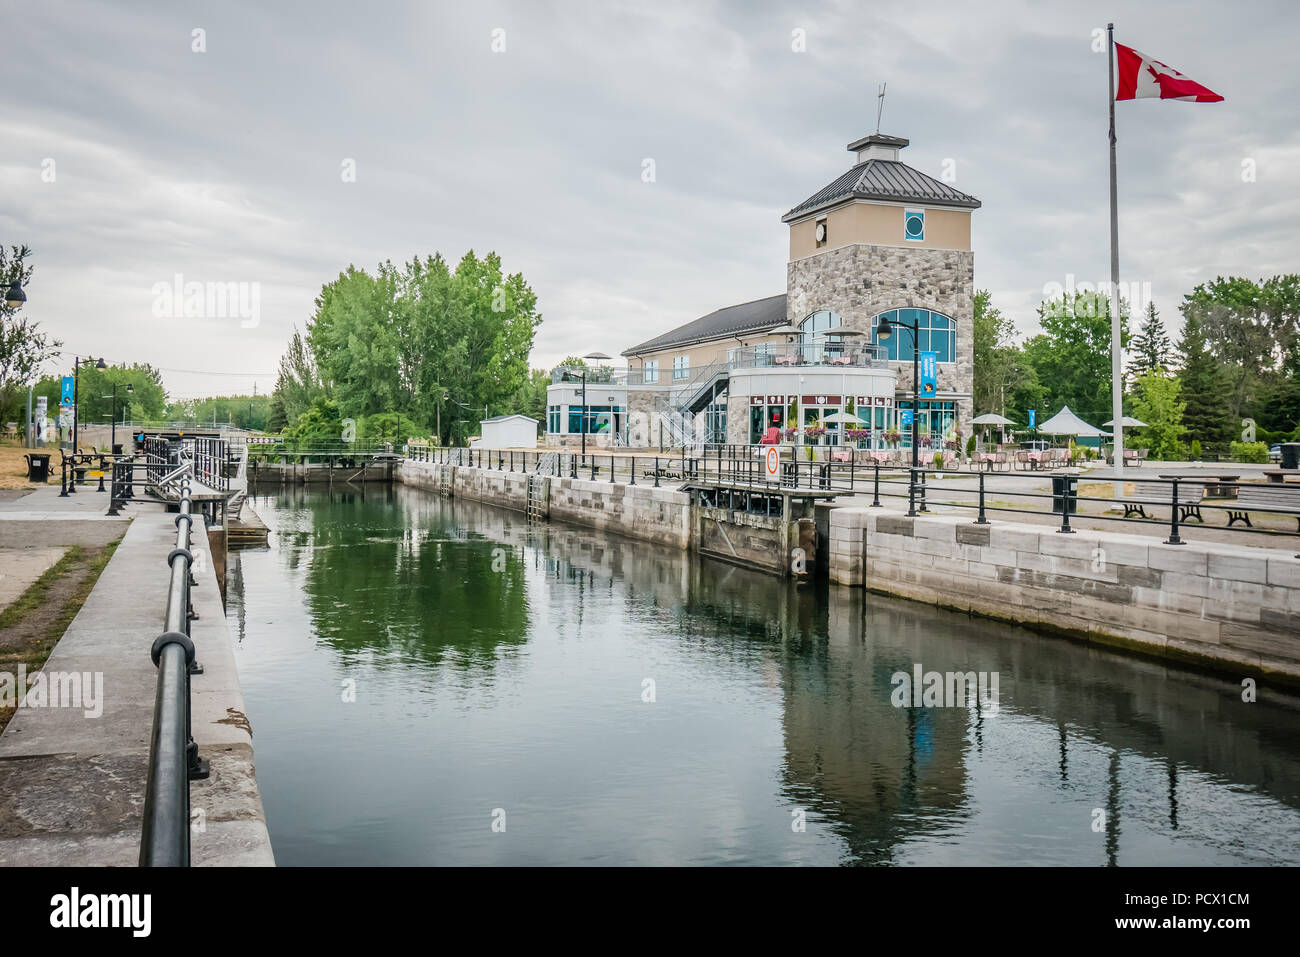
[403,445,1300,543]
[140,468,209,867]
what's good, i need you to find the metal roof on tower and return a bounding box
[781,133,981,221]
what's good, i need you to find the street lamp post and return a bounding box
[103,383,133,452]
[71,356,107,454]
[875,315,923,517]
[563,351,612,461]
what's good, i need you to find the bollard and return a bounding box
[871,463,881,508]
[653,457,660,487]
[1057,473,1076,534]
[1165,478,1185,545]
[975,470,989,524]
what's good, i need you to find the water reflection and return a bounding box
[226,485,1300,865]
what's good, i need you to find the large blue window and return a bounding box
[872,308,955,363]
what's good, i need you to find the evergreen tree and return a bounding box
[1129,302,1172,379]
[1176,313,1232,449]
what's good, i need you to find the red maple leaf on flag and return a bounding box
[1115,42,1223,102]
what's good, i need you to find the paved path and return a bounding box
[837,463,1300,549]
[0,546,67,613]
[0,492,273,866]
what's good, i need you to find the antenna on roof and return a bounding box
[875,82,887,133]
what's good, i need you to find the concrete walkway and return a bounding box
[0,493,273,866]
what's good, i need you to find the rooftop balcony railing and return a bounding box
[551,366,629,386]
[729,343,890,371]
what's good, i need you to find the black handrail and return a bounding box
[401,446,1300,542]
[140,473,208,867]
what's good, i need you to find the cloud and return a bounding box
[3,0,1295,397]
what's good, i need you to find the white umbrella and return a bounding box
[821,412,863,424]
[1037,406,1109,437]
[971,413,1016,426]
[1103,415,1148,428]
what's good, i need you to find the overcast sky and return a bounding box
[4,0,1296,400]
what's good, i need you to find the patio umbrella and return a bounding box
[821,412,862,424]
[1036,405,1109,437]
[971,413,1016,426]
[1103,415,1148,428]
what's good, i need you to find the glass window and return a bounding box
[798,311,843,362]
[672,356,689,380]
[872,309,955,363]
[644,360,659,384]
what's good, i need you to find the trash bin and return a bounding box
[24,453,51,483]
[1052,474,1078,514]
[112,443,123,455]
[1282,443,1300,470]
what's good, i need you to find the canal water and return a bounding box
[226,486,1300,866]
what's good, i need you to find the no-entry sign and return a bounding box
[765,446,779,478]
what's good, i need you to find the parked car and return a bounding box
[1269,444,1282,463]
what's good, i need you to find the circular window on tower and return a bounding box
[904,209,925,242]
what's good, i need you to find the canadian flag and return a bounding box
[1115,42,1223,102]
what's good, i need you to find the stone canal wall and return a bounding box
[827,507,1300,683]
[398,459,693,549]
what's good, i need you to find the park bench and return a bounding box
[1121,479,1207,523]
[1225,483,1300,532]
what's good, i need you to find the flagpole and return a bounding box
[1108,22,1125,496]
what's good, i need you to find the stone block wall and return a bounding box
[398,459,692,549]
[786,243,975,433]
[828,507,1300,683]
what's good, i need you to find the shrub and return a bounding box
[965,435,977,458]
[1189,439,1202,460]
[933,451,944,469]
[1229,441,1269,464]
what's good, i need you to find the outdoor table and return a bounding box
[1161,473,1240,499]
[1263,469,1300,484]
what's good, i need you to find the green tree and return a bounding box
[1176,312,1233,450]
[33,362,166,430]
[295,250,541,446]
[1253,340,1300,438]
[511,368,552,422]
[1182,275,1300,421]
[273,325,323,427]
[166,394,273,430]
[1,245,62,426]
[1129,301,1172,379]
[1022,289,1128,426]
[1130,371,1187,460]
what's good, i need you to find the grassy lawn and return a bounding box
[0,540,121,732]
[0,441,56,490]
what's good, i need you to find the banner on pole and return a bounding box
[60,376,74,405]
[919,352,938,398]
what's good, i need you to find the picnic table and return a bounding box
[1160,472,1239,499]
[1263,469,1300,484]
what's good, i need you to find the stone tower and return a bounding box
[781,133,981,437]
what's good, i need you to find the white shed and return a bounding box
[471,414,540,449]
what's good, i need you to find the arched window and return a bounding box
[871,308,956,363]
[798,310,842,362]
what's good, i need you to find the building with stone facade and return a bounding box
[616,130,977,452]
[547,130,980,451]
